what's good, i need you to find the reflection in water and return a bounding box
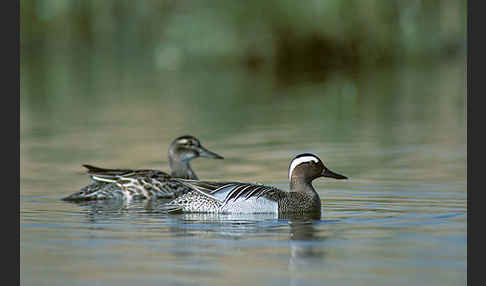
[54,191,466,286]
[288,219,327,286]
[72,200,135,224]
[74,197,330,286]
[64,197,283,227]
[65,198,167,223]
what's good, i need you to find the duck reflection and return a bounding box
[68,198,170,223]
[166,212,279,240]
[287,216,327,286]
[288,217,325,258]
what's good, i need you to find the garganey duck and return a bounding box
[62,135,224,201]
[167,153,347,216]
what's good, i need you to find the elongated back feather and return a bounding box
[221,184,277,207]
[174,179,234,201]
[83,164,131,175]
[174,179,282,206]
[85,167,170,182]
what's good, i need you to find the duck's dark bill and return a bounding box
[322,169,348,180]
[198,146,224,159]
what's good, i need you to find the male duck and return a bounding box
[167,153,347,215]
[62,135,224,201]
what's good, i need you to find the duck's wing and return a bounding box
[62,181,123,201]
[175,179,283,206]
[82,164,171,183]
[62,165,178,201]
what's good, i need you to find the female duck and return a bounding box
[62,135,224,201]
[167,153,347,215]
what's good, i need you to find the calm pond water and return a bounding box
[20,59,466,286]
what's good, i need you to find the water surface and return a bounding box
[20,60,466,286]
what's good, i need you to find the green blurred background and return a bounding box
[21,0,465,88]
[20,0,467,187]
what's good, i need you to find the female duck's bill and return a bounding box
[167,153,347,215]
[61,135,224,201]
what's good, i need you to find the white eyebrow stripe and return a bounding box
[289,156,318,179]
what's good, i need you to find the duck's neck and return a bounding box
[169,157,198,180]
[290,177,317,193]
[290,177,321,211]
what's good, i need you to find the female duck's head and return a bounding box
[169,135,223,162]
[168,135,224,179]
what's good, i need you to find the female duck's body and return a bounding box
[62,135,223,201]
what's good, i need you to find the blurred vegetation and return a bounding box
[20,1,466,193]
[21,0,466,83]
